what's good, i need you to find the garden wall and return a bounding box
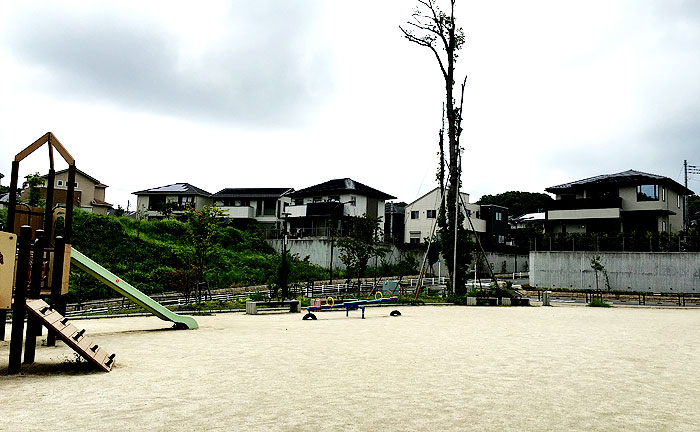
[530,251,700,293]
[268,238,528,275]
[267,239,423,271]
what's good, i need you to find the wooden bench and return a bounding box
[246,300,301,315]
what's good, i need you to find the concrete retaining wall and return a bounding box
[268,238,528,276]
[267,239,423,271]
[530,251,700,293]
[478,253,530,274]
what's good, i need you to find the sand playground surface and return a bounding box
[1,304,699,431]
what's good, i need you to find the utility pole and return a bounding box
[685,160,689,229]
[281,213,290,300]
[686,160,700,228]
[452,149,462,294]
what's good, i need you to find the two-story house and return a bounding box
[133,183,213,219]
[20,168,113,215]
[404,187,486,244]
[384,202,406,244]
[544,169,694,233]
[403,188,511,249]
[479,204,510,249]
[212,187,294,230]
[286,178,395,237]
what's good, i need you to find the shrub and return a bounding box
[588,298,611,308]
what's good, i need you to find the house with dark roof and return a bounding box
[286,178,396,237]
[212,187,294,229]
[544,169,694,233]
[20,168,113,215]
[133,183,212,219]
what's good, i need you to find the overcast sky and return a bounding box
[1,0,699,211]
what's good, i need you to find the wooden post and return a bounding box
[8,226,33,374]
[64,165,76,244]
[43,169,55,242]
[7,161,19,232]
[24,230,45,364]
[46,236,66,347]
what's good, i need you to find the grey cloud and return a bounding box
[4,2,334,128]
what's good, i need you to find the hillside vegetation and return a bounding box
[66,210,328,303]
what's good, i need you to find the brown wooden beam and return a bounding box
[14,132,75,165]
[49,133,75,165]
[14,132,50,162]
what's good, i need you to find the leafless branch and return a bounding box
[399,26,448,79]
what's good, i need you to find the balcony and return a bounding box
[547,197,622,211]
[218,206,255,219]
[286,204,307,218]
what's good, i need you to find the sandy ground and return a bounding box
[1,304,699,431]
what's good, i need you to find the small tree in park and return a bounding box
[24,172,45,207]
[337,214,387,287]
[185,205,225,301]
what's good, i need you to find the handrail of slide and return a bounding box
[69,247,198,329]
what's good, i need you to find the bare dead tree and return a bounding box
[401,0,471,293]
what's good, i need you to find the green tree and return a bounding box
[185,205,226,300]
[337,214,386,286]
[155,201,181,219]
[402,0,472,294]
[24,172,44,207]
[590,255,611,291]
[689,195,699,224]
[477,191,553,218]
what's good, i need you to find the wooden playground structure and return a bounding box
[1,132,116,373]
[2,133,198,374]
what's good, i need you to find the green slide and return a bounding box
[70,247,198,329]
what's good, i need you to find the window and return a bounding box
[411,211,419,219]
[148,195,166,210]
[496,212,502,221]
[426,209,436,218]
[662,220,667,231]
[350,196,357,206]
[409,238,421,244]
[263,198,276,216]
[637,184,658,201]
[662,187,666,202]
[678,195,681,208]
[498,235,505,244]
[57,180,63,186]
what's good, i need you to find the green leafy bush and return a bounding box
[588,298,612,307]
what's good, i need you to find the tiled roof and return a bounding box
[213,187,293,199]
[546,169,693,195]
[133,183,212,196]
[91,198,113,207]
[47,168,103,185]
[290,178,396,200]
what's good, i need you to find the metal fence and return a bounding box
[528,233,700,252]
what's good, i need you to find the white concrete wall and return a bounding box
[268,238,422,270]
[530,251,700,293]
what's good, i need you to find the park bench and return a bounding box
[246,300,301,315]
